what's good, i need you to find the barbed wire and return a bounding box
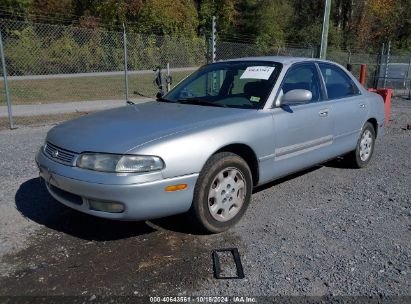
[0,10,78,24]
[0,4,89,20]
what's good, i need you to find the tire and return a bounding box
[345,122,376,168]
[191,152,253,233]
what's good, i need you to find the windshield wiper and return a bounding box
[177,98,227,108]
[157,96,172,102]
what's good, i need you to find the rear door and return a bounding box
[270,63,334,178]
[318,63,367,155]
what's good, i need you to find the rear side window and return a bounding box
[319,63,360,99]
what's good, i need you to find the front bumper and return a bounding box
[36,150,198,220]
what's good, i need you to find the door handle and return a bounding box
[359,103,366,108]
[319,109,329,117]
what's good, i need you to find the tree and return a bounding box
[30,0,73,23]
[136,0,198,35]
[255,0,294,50]
[353,0,398,50]
[0,0,33,20]
[395,0,411,50]
[96,0,143,29]
[198,0,238,36]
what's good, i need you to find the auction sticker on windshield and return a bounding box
[240,66,275,80]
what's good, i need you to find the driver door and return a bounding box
[271,63,334,178]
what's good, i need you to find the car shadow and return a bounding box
[15,177,156,241]
[149,214,208,235]
[322,156,357,169]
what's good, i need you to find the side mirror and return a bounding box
[280,89,312,106]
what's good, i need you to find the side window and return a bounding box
[281,64,321,102]
[319,64,360,99]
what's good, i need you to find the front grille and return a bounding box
[44,142,78,166]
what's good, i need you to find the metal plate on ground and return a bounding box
[212,248,244,279]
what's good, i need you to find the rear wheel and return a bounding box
[345,122,376,168]
[192,152,252,233]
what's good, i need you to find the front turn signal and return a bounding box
[165,184,188,192]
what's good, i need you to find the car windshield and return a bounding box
[163,61,282,109]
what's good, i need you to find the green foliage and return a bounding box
[5,26,43,74]
[288,21,343,49]
[1,0,33,15]
[91,0,142,29]
[136,0,198,35]
[198,0,238,36]
[4,24,123,75]
[255,0,293,51]
[3,21,206,76]
[198,0,215,32]
[126,33,206,70]
[31,0,73,17]
[97,0,129,28]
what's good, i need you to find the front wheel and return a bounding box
[345,122,376,168]
[192,152,253,233]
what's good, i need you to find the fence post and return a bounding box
[166,62,171,93]
[314,45,321,58]
[359,64,366,86]
[375,43,385,88]
[320,0,332,59]
[122,23,129,102]
[211,16,217,63]
[408,79,411,100]
[383,41,391,89]
[407,57,411,100]
[0,30,14,129]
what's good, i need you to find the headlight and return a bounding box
[76,153,164,173]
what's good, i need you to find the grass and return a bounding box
[0,71,192,105]
[0,112,90,130]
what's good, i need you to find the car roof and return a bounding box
[223,56,333,66]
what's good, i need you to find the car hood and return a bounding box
[46,101,251,154]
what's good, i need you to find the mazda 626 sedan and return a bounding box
[36,56,385,233]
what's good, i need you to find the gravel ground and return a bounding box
[0,98,410,298]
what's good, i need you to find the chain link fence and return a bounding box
[377,53,411,99]
[126,32,206,98]
[1,19,410,127]
[0,19,207,105]
[216,40,317,60]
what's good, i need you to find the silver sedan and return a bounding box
[36,57,385,233]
